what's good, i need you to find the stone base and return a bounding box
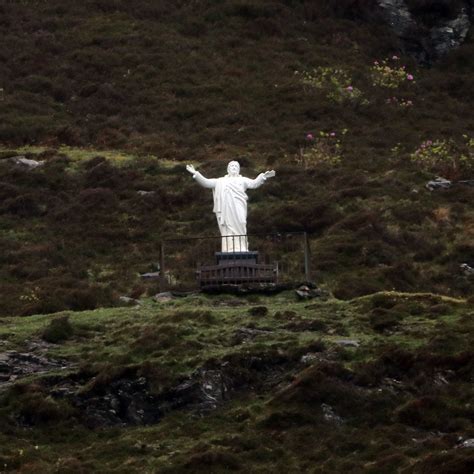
[216,251,259,265]
[197,251,276,287]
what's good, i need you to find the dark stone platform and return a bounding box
[216,251,259,265]
[198,251,277,287]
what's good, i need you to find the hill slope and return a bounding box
[0,1,473,313]
[0,292,473,472]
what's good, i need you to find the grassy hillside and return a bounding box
[1,3,474,471]
[0,5,473,300]
[0,292,472,472]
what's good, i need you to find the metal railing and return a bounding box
[158,232,311,290]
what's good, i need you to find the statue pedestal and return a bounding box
[216,251,259,265]
[198,251,277,287]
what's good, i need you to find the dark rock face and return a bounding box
[71,377,163,428]
[0,350,69,388]
[166,369,232,413]
[68,368,252,428]
[28,351,293,428]
[377,0,473,63]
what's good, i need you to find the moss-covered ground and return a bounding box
[1,0,474,316]
[1,1,473,470]
[0,291,472,472]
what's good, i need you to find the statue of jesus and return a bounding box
[186,161,276,252]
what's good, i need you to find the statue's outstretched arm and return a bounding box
[186,164,217,189]
[245,170,276,189]
[263,170,276,179]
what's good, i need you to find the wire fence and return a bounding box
[159,232,310,290]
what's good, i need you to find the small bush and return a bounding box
[273,310,297,320]
[371,293,397,309]
[369,308,402,332]
[185,450,241,471]
[12,386,76,425]
[2,194,43,217]
[248,306,268,316]
[371,57,415,89]
[395,396,449,430]
[333,272,385,300]
[412,451,474,474]
[410,136,474,179]
[283,319,327,332]
[297,67,367,105]
[42,316,74,343]
[77,187,119,211]
[295,131,346,169]
[0,182,20,200]
[166,310,216,324]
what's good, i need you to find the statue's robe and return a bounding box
[193,172,266,252]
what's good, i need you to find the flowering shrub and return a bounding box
[385,96,413,108]
[410,136,474,179]
[296,130,347,169]
[371,56,415,89]
[19,287,40,303]
[296,67,366,105]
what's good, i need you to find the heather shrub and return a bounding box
[371,293,397,309]
[371,56,415,89]
[395,396,451,430]
[369,308,402,332]
[42,316,74,343]
[295,131,346,169]
[16,391,76,425]
[333,272,386,299]
[297,67,366,105]
[2,194,44,217]
[0,182,20,200]
[410,135,474,179]
[299,0,379,20]
[248,306,268,316]
[20,75,54,95]
[77,187,119,211]
[225,3,282,20]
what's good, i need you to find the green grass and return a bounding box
[0,291,472,472]
[1,2,474,472]
[1,0,473,316]
[0,145,178,169]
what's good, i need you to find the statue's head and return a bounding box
[227,161,240,177]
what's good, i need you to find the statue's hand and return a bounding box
[264,170,276,179]
[186,164,196,175]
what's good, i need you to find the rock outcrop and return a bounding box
[377,0,473,63]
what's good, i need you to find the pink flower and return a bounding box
[330,132,336,137]
[392,55,399,60]
[407,74,414,81]
[374,61,379,65]
[306,133,314,141]
[347,85,353,92]
[426,140,432,146]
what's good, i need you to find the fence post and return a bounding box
[303,232,311,282]
[159,241,166,291]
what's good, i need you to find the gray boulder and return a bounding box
[10,156,45,169]
[426,177,452,191]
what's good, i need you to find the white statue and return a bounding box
[186,161,275,252]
